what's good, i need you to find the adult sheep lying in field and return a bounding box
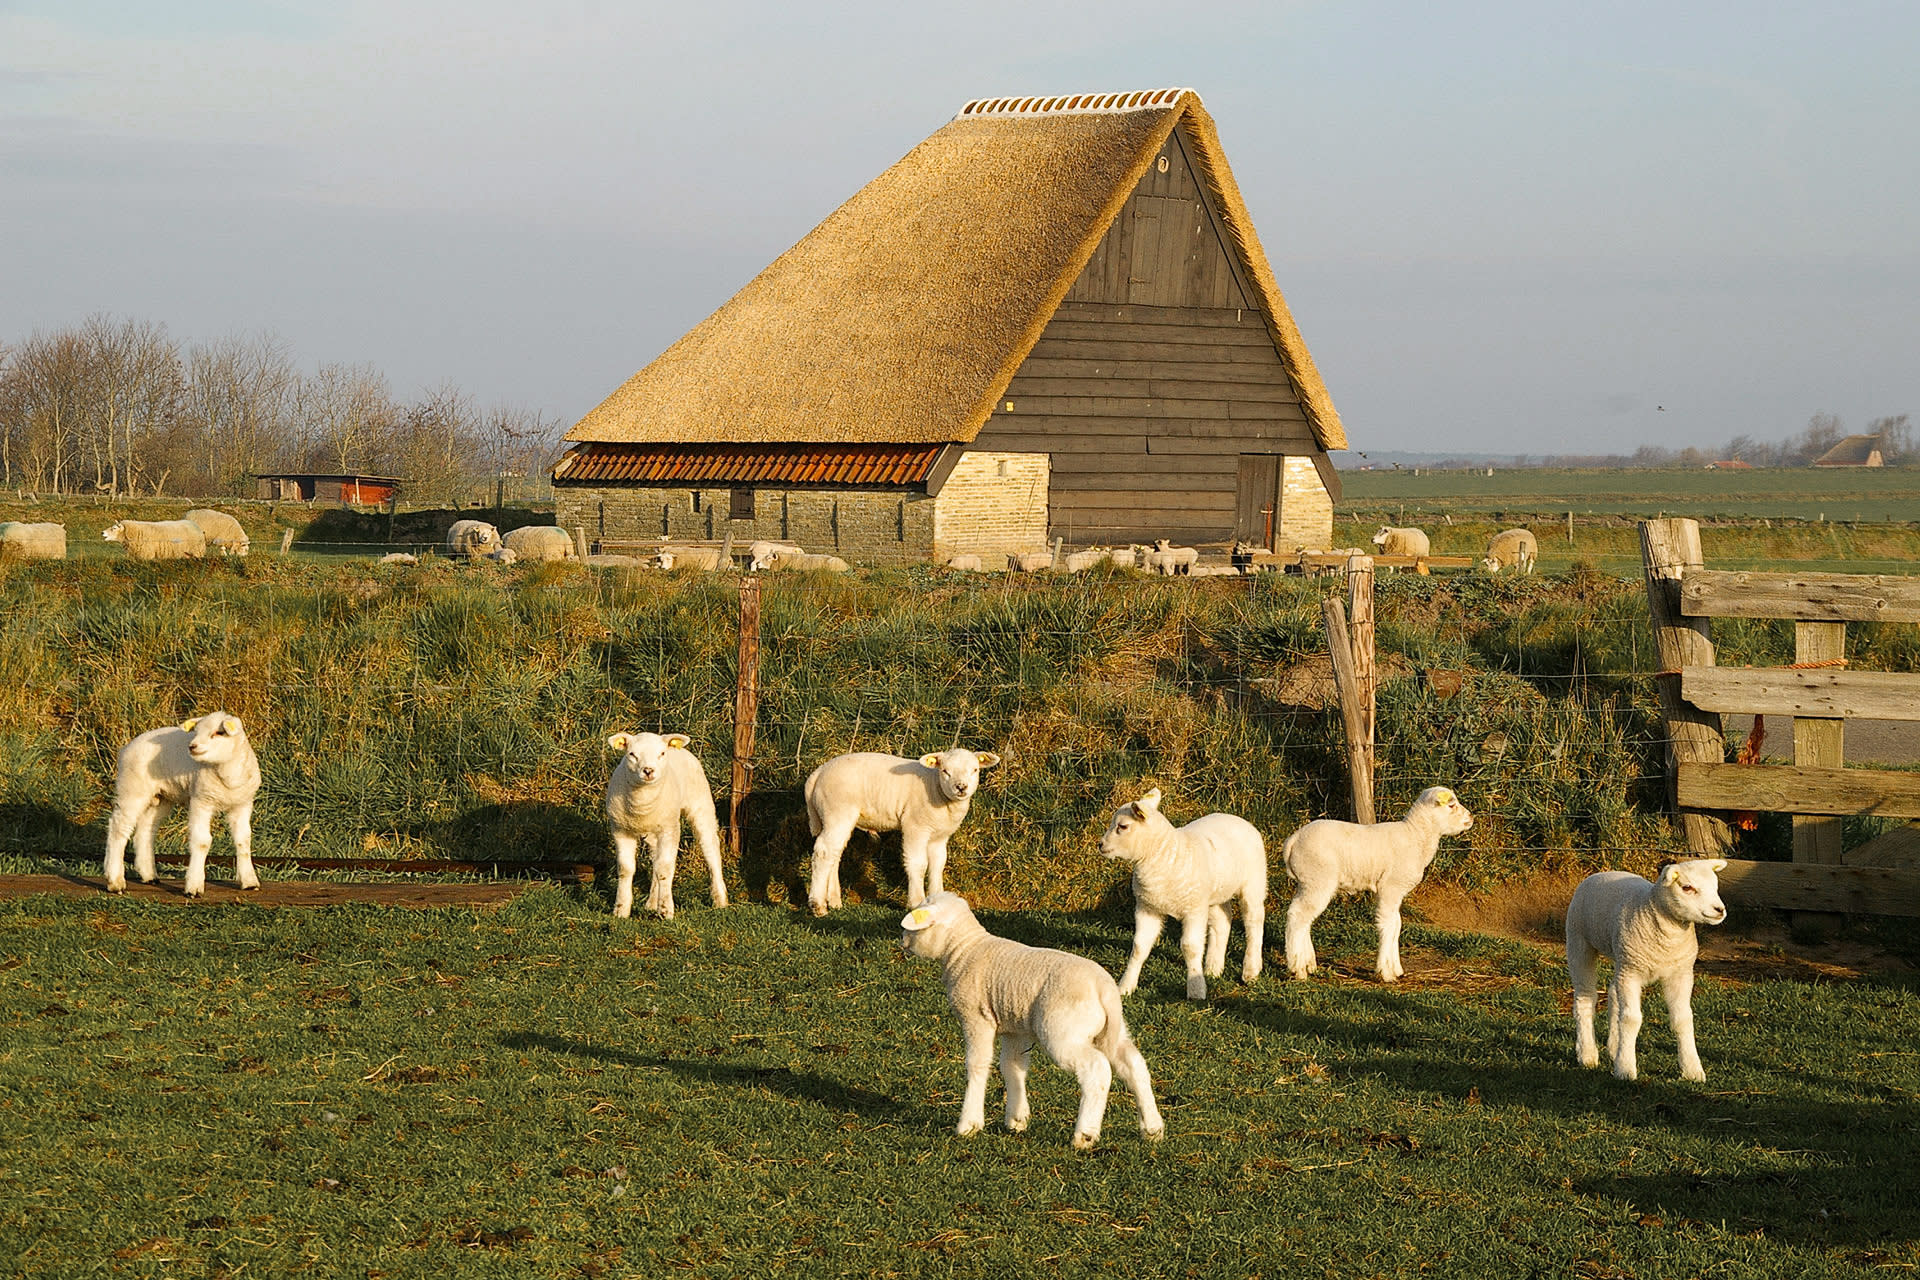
[1482,528,1537,574]
[185,508,249,556]
[767,551,850,572]
[603,731,728,920]
[1566,859,1727,1082]
[502,525,576,562]
[447,519,502,558]
[1099,787,1266,1001]
[901,892,1165,1149]
[803,747,1000,916]
[103,519,206,561]
[655,544,723,571]
[0,521,66,560]
[748,540,802,570]
[104,713,261,897]
[1371,526,1430,557]
[1282,786,1474,982]
[943,554,983,571]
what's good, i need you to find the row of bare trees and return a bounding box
[0,315,566,502]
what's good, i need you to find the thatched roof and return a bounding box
[569,89,1345,452]
[1812,434,1885,467]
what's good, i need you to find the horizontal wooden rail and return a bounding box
[1716,858,1920,916]
[1681,666,1920,721]
[1681,570,1920,623]
[1678,762,1920,819]
[140,853,595,880]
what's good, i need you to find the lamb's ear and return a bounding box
[223,717,242,735]
[179,718,200,732]
[974,752,1000,769]
[1659,864,1683,885]
[664,734,690,750]
[901,906,937,932]
[1705,859,1727,872]
[920,753,943,769]
[606,733,631,752]
[1431,787,1455,805]
[1137,787,1163,813]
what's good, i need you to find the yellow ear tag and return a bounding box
[180,718,199,732]
[224,717,241,734]
[1434,789,1453,804]
[903,908,935,931]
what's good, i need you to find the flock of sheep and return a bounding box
[98,704,1731,1149]
[0,510,251,561]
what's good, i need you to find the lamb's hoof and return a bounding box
[1612,1065,1638,1082]
[1142,1123,1166,1142]
[1681,1067,1706,1084]
[1071,1131,1099,1151]
[104,879,125,894]
[1004,1116,1029,1133]
[1241,966,1261,985]
[613,904,633,920]
[184,886,205,899]
[808,899,828,918]
[955,1120,983,1138]
[1576,1051,1600,1069]
[1185,976,1207,1000]
[238,878,261,891]
[711,895,729,909]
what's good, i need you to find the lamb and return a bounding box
[1566,859,1728,1082]
[1371,526,1431,557]
[748,539,803,571]
[943,554,984,572]
[602,731,728,920]
[656,545,723,571]
[102,519,206,561]
[1139,539,1198,576]
[447,519,502,558]
[767,551,850,572]
[1481,527,1538,574]
[378,552,418,566]
[1099,787,1266,1000]
[803,747,1000,916]
[184,508,249,556]
[1062,547,1132,573]
[0,521,66,561]
[1281,786,1474,982]
[501,525,577,562]
[484,546,519,565]
[900,892,1165,1149]
[103,713,261,897]
[1008,551,1052,572]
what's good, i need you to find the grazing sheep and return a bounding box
[901,892,1165,1149]
[102,519,206,561]
[1008,551,1052,572]
[748,539,803,570]
[602,731,727,920]
[1482,528,1538,574]
[502,525,577,562]
[184,509,249,556]
[1371,526,1431,557]
[447,520,502,558]
[767,551,850,572]
[0,521,66,561]
[1281,786,1474,982]
[378,552,418,566]
[1566,859,1728,1082]
[943,554,984,571]
[103,713,261,897]
[1140,540,1198,576]
[1100,788,1266,1000]
[803,747,1000,916]
[656,544,724,571]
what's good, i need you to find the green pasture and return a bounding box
[1340,466,1920,524]
[2,891,1916,1278]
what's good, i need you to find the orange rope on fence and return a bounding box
[1785,657,1848,669]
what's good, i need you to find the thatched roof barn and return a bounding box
[1812,434,1885,467]
[555,88,1348,565]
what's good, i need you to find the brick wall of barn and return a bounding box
[557,486,935,565]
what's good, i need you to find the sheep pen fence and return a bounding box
[2,547,1917,914]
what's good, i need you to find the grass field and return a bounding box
[1339,466,1920,524]
[2,889,1916,1278]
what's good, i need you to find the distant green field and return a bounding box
[1339,467,1920,524]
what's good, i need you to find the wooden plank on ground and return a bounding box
[0,875,541,908]
[1677,762,1920,818]
[1714,859,1920,917]
[1681,570,1920,623]
[1681,666,1920,721]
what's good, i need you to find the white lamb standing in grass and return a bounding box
[602,731,728,920]
[1281,786,1474,982]
[803,747,999,916]
[102,519,206,561]
[1371,526,1431,557]
[0,521,67,560]
[900,892,1165,1149]
[103,713,261,897]
[501,525,576,562]
[184,508,249,556]
[446,519,502,558]
[1482,528,1538,574]
[1566,859,1728,1082]
[1140,539,1198,576]
[1098,787,1266,1001]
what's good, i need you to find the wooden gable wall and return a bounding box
[970,126,1333,550]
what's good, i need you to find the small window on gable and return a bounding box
[730,488,755,521]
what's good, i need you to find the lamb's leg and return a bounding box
[1375,888,1410,982]
[807,819,855,917]
[229,801,259,891]
[1203,904,1230,979]
[1664,968,1705,1082]
[926,836,950,899]
[956,1018,995,1137]
[182,799,216,898]
[999,1032,1033,1133]
[132,797,171,885]
[1568,936,1602,1069]
[689,804,728,908]
[900,830,931,908]
[1178,910,1210,1000]
[1285,881,1335,979]
[1116,910,1166,996]
[1108,1034,1165,1141]
[644,822,680,919]
[103,798,143,893]
[1240,888,1265,985]
[610,832,640,919]
[1610,972,1645,1081]
[1059,1040,1114,1150]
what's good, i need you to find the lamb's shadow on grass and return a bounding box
[412,801,604,865]
[0,802,103,860]
[500,1030,911,1120]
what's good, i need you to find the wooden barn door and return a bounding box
[1234,455,1281,549]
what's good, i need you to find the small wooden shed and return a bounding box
[255,473,402,505]
[554,87,1348,564]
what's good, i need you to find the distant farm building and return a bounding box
[1705,459,1754,470]
[553,88,1346,565]
[1811,434,1885,468]
[256,474,402,504]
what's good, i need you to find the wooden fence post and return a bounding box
[1346,555,1376,823]
[1792,619,1847,938]
[1639,519,1731,855]
[1324,595,1375,825]
[572,526,589,562]
[278,528,295,557]
[729,576,761,861]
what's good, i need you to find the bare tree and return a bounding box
[296,363,398,474]
[1868,414,1912,465]
[182,334,300,496]
[1,328,93,493]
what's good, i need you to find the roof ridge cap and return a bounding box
[953,88,1196,120]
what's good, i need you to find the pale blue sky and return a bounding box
[2,0,1915,453]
